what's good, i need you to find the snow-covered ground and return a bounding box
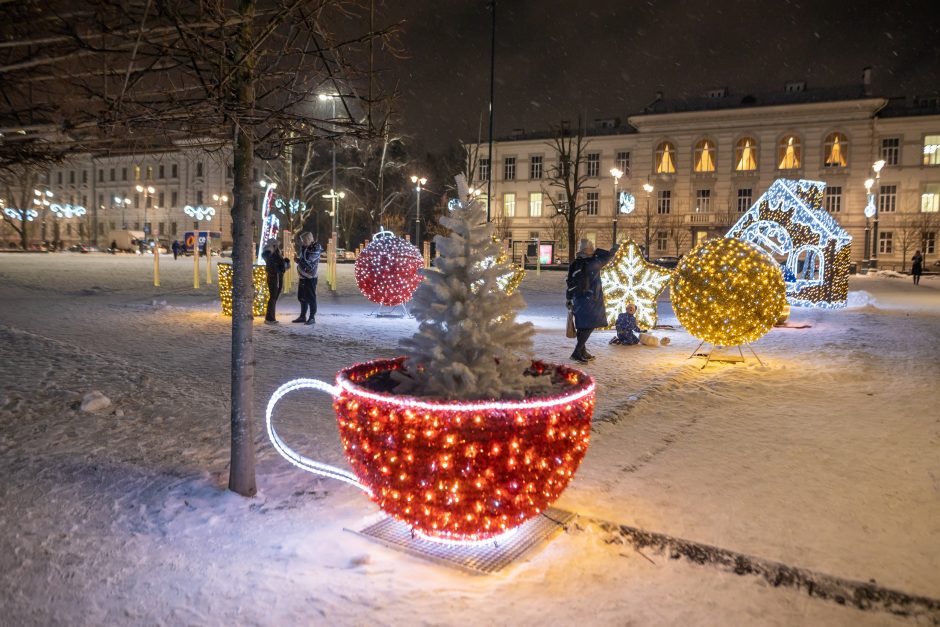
[1,252,938,626]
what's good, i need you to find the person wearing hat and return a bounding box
[261,237,289,324]
[565,238,618,363]
[293,232,323,325]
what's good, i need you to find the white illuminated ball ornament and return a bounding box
[355,229,425,306]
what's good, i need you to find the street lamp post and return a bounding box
[322,188,345,290]
[136,185,156,239]
[318,93,339,205]
[869,159,885,269]
[33,188,53,243]
[642,181,655,259]
[113,195,131,231]
[411,175,427,250]
[212,193,229,239]
[610,167,623,245]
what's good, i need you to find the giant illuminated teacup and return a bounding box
[267,358,595,542]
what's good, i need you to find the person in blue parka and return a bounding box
[566,238,618,363]
[610,303,641,345]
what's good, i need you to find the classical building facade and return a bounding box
[1,144,255,248]
[475,85,940,269]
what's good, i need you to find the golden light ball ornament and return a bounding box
[671,238,786,347]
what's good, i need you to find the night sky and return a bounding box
[379,0,940,151]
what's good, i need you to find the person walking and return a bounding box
[293,232,323,325]
[566,238,618,363]
[911,249,924,285]
[171,240,180,260]
[109,239,117,255]
[261,238,288,324]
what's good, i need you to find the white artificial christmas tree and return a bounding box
[394,175,534,400]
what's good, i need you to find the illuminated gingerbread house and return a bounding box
[726,179,852,308]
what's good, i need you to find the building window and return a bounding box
[69,170,75,184]
[921,184,940,212]
[196,162,204,178]
[67,224,72,236]
[823,132,848,168]
[109,168,115,181]
[158,165,165,179]
[146,195,152,208]
[529,155,542,179]
[694,189,711,212]
[193,221,199,229]
[555,193,568,214]
[504,157,516,180]
[923,231,936,254]
[655,141,676,174]
[923,135,940,166]
[158,192,165,207]
[134,193,140,208]
[171,191,178,207]
[824,186,842,213]
[110,221,116,231]
[657,190,671,214]
[122,167,127,181]
[881,137,900,166]
[693,139,716,173]
[57,171,63,185]
[656,230,668,251]
[146,165,153,180]
[879,231,893,254]
[98,170,104,183]
[879,185,897,213]
[777,135,801,169]
[196,190,203,205]
[97,193,103,207]
[171,164,178,178]
[98,223,105,235]
[734,137,757,172]
[616,151,630,175]
[586,153,600,177]
[134,221,140,229]
[503,192,515,217]
[479,158,490,181]
[586,191,599,215]
[737,188,753,212]
[529,192,543,217]
[134,165,141,181]
[158,222,165,235]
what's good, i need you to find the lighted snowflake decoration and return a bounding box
[3,208,38,221]
[49,203,86,219]
[600,239,672,330]
[184,205,216,221]
[274,197,306,215]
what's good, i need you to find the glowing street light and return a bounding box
[411,175,428,249]
[610,168,623,244]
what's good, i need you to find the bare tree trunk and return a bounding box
[228,0,257,497]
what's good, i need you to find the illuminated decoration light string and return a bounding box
[49,203,86,219]
[3,208,38,221]
[478,246,526,295]
[600,239,672,330]
[256,185,279,265]
[671,237,787,347]
[265,378,372,494]
[275,196,306,216]
[217,261,269,316]
[864,194,877,219]
[354,229,425,306]
[726,179,852,309]
[618,191,636,214]
[184,204,216,222]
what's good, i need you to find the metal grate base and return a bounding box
[345,508,576,575]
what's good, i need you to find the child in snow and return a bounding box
[610,303,641,345]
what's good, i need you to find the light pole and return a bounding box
[136,185,156,238]
[322,189,345,290]
[33,188,53,243]
[113,195,131,231]
[642,181,654,259]
[318,93,339,204]
[212,193,229,238]
[411,175,427,249]
[869,159,885,269]
[610,167,623,245]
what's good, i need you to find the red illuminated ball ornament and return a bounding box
[355,230,424,306]
[335,358,595,541]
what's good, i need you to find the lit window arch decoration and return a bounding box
[655,141,676,174]
[3,208,39,222]
[735,136,758,171]
[183,204,216,222]
[49,203,87,219]
[354,228,425,306]
[600,239,672,330]
[823,131,848,168]
[693,138,716,173]
[777,134,802,170]
[726,179,852,308]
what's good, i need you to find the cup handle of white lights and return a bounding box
[265,378,371,494]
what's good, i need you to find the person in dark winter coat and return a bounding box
[911,250,924,285]
[610,303,641,345]
[293,232,323,325]
[261,238,288,323]
[566,238,618,363]
[171,240,180,260]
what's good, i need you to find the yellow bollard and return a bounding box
[206,246,212,285]
[423,240,431,268]
[153,243,160,286]
[193,241,200,289]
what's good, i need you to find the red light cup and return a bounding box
[267,358,595,542]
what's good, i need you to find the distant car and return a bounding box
[652,256,680,268]
[68,244,91,253]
